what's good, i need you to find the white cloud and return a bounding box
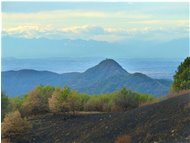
[2,9,189,41]
[2,10,152,20]
[3,23,189,42]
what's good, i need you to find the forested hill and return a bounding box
[2,59,172,96]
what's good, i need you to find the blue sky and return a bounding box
[1,2,190,58]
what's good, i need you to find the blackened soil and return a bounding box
[13,94,190,143]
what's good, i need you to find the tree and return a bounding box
[48,88,64,113]
[172,57,190,91]
[9,96,26,112]
[1,92,10,120]
[21,86,55,116]
[48,87,71,113]
[21,90,48,116]
[67,91,80,114]
[2,111,31,140]
[112,88,139,111]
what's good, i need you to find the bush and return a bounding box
[76,93,90,111]
[2,93,30,120]
[48,87,71,113]
[84,94,111,112]
[21,89,49,116]
[1,111,32,139]
[67,91,81,114]
[21,86,55,116]
[9,85,155,116]
[84,96,101,111]
[112,88,139,111]
[9,96,27,111]
[49,87,89,114]
[35,85,55,98]
[115,134,131,143]
[172,57,190,91]
[48,91,61,113]
[2,92,10,120]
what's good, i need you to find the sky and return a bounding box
[1,2,190,59]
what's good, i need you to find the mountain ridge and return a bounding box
[2,59,172,96]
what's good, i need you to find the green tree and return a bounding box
[172,57,190,91]
[67,91,80,114]
[9,96,26,112]
[112,88,139,111]
[1,92,10,120]
[21,86,55,116]
[48,87,71,113]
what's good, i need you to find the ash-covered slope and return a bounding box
[13,93,190,143]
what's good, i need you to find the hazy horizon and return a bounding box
[2,2,189,59]
[2,57,185,80]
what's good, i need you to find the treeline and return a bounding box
[2,86,154,118]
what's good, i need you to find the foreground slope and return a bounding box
[17,93,190,143]
[2,59,172,96]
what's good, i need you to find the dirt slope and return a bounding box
[14,93,190,143]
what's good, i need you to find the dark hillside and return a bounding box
[14,93,190,143]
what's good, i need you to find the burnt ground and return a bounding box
[12,93,190,143]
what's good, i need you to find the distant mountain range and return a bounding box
[2,59,172,96]
[2,36,189,59]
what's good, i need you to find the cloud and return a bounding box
[2,10,152,20]
[60,25,108,35]
[127,20,189,27]
[3,23,189,42]
[2,9,189,42]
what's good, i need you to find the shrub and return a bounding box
[21,86,55,116]
[67,91,81,114]
[12,85,155,116]
[84,97,99,111]
[35,85,55,98]
[1,111,32,139]
[2,93,30,119]
[21,89,49,116]
[172,57,190,91]
[76,93,90,111]
[84,94,111,112]
[48,87,71,113]
[115,134,131,143]
[8,96,26,111]
[2,92,10,120]
[112,88,139,111]
[48,91,62,113]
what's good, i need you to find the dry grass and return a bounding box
[167,90,190,97]
[140,98,161,107]
[115,134,131,143]
[72,111,104,115]
[140,90,190,107]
